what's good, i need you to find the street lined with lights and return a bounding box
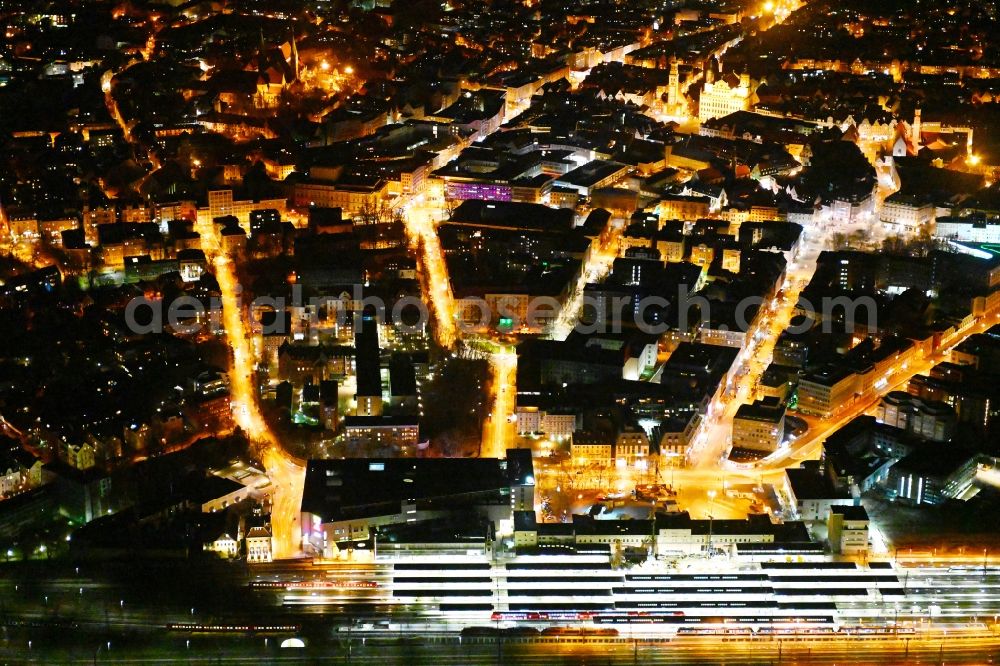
[195,215,304,560]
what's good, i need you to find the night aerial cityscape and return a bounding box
[3,0,1000,664]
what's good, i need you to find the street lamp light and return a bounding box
[94,640,110,665]
[707,490,717,553]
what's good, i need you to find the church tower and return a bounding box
[668,58,680,110]
[290,28,300,81]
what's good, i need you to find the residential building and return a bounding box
[732,397,786,453]
[246,526,273,563]
[299,451,534,558]
[783,465,855,521]
[935,216,1000,244]
[658,412,700,465]
[886,448,985,505]
[827,505,869,556]
[881,193,935,230]
[0,441,43,497]
[515,406,577,438]
[342,416,420,455]
[198,189,287,229]
[293,176,390,215]
[204,532,239,559]
[571,432,614,466]
[876,391,956,442]
[796,366,859,418]
[615,428,650,469]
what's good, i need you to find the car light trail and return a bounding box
[102,68,162,176]
[102,70,132,146]
[403,209,458,349]
[482,347,517,459]
[197,221,305,559]
[548,221,622,342]
[401,198,520,459]
[686,229,827,468]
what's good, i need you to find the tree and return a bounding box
[881,223,936,257]
[355,201,405,249]
[611,541,624,569]
[799,141,876,200]
[357,200,404,226]
[848,229,868,248]
[242,162,272,200]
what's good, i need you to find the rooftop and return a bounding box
[785,467,851,501]
[300,451,532,523]
[735,397,786,424]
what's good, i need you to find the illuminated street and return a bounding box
[3,0,1000,662]
[548,216,624,342]
[402,194,458,350]
[401,188,522,459]
[754,306,1000,472]
[101,59,163,176]
[687,227,830,469]
[482,346,518,459]
[196,220,305,559]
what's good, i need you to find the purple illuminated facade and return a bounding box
[444,181,513,202]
